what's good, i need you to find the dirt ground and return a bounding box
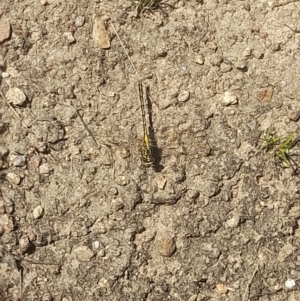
[1,0,300,300]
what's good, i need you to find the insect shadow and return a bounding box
[145,85,163,172]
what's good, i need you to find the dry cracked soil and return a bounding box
[1,0,300,300]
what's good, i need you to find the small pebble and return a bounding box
[6,172,21,185]
[73,246,94,262]
[75,16,85,27]
[98,277,109,288]
[40,0,48,5]
[288,110,300,122]
[285,279,296,289]
[223,91,238,106]
[207,42,218,50]
[216,283,228,294]
[226,214,240,228]
[63,32,76,44]
[252,49,263,59]
[156,48,167,58]
[10,154,26,167]
[19,235,30,254]
[28,154,41,169]
[242,47,252,58]
[98,225,107,234]
[177,90,190,102]
[6,87,27,106]
[33,205,44,219]
[211,247,221,259]
[97,249,106,257]
[93,16,110,49]
[114,175,129,186]
[210,54,222,66]
[1,72,9,78]
[39,163,51,176]
[156,175,167,190]
[220,62,232,73]
[277,243,295,262]
[0,17,11,43]
[195,54,205,65]
[234,60,247,70]
[108,187,118,195]
[158,237,176,257]
[80,64,88,71]
[272,42,281,52]
[92,240,100,250]
[187,189,199,200]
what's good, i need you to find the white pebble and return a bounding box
[63,32,76,44]
[33,205,44,219]
[92,240,100,250]
[285,279,296,289]
[195,54,204,65]
[223,91,238,106]
[19,235,30,253]
[1,72,9,78]
[75,16,85,27]
[6,87,27,106]
[178,90,190,102]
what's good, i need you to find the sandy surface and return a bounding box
[1,0,300,300]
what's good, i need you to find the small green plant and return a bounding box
[262,128,299,170]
